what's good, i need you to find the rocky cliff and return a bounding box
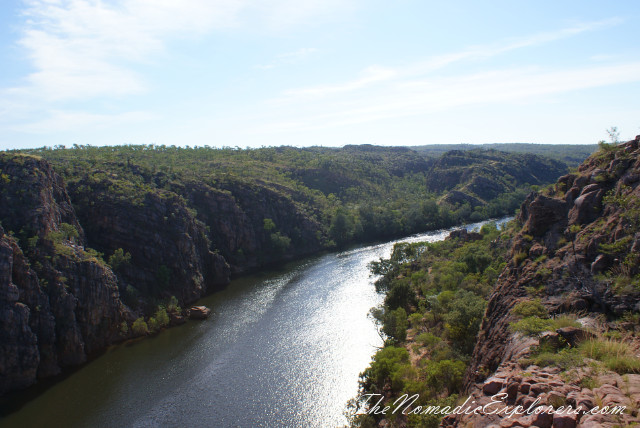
[444,137,640,428]
[0,154,130,394]
[0,152,325,395]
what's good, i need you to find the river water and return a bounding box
[0,218,509,428]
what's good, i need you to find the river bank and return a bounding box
[0,218,509,428]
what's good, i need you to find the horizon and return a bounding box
[1,0,639,150]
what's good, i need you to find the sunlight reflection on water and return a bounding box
[0,217,510,428]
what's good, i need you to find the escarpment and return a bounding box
[0,154,130,394]
[445,138,640,428]
[0,152,326,395]
[0,144,581,399]
[177,180,324,274]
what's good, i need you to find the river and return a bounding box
[0,218,509,428]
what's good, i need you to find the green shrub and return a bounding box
[605,356,640,374]
[167,295,181,313]
[148,317,159,332]
[363,346,409,389]
[409,312,423,328]
[511,299,548,318]
[108,248,131,270]
[510,316,554,336]
[132,317,149,335]
[383,307,409,341]
[416,332,441,348]
[155,307,170,328]
[514,251,528,265]
[526,348,582,370]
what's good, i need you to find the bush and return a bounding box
[510,316,554,336]
[578,337,640,374]
[167,295,181,313]
[363,346,409,389]
[383,307,409,341]
[108,248,131,271]
[511,299,548,318]
[526,348,582,370]
[155,307,170,328]
[132,317,149,335]
[416,332,441,348]
[514,251,528,265]
[443,290,486,353]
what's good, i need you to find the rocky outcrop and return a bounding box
[446,138,640,427]
[0,226,40,393]
[66,175,230,305]
[0,152,325,395]
[426,150,567,197]
[178,180,324,274]
[0,154,131,394]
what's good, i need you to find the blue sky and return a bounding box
[1,0,639,150]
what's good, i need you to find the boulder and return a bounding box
[520,194,568,237]
[552,412,577,428]
[590,254,609,274]
[188,306,211,320]
[568,189,604,225]
[556,327,596,347]
[483,377,505,395]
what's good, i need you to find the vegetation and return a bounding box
[14,144,566,250]
[351,222,509,427]
[409,143,596,167]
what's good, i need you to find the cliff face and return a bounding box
[179,180,324,274]
[0,153,324,395]
[66,175,230,305]
[446,138,640,428]
[426,150,568,198]
[0,154,131,394]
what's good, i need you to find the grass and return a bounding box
[580,338,640,374]
[510,313,580,336]
[524,332,640,375]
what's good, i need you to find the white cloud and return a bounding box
[3,0,357,134]
[279,18,623,101]
[15,0,249,101]
[261,62,640,133]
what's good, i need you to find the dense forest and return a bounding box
[0,143,582,395]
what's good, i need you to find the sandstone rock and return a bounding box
[539,332,562,349]
[552,413,577,428]
[520,194,568,237]
[506,381,520,400]
[516,411,553,428]
[556,327,596,347]
[530,383,550,395]
[483,377,506,395]
[0,155,131,393]
[188,306,211,320]
[590,254,609,274]
[565,187,581,204]
[568,189,604,225]
[169,313,186,326]
[579,184,600,196]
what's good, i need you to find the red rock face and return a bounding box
[448,139,640,427]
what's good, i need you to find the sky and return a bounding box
[0,0,639,150]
